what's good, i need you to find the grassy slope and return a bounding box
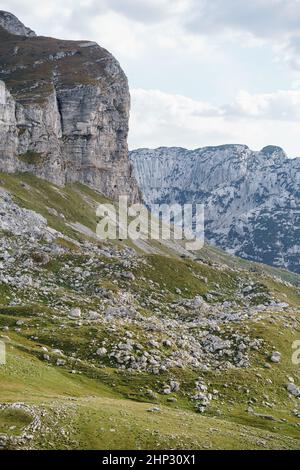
[1,346,299,450]
[0,26,115,103]
[0,171,299,449]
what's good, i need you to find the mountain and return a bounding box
[130,145,300,274]
[0,171,299,449]
[0,10,299,452]
[0,11,139,201]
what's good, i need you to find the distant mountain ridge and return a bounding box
[130,144,300,274]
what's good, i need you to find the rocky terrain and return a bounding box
[130,145,300,274]
[0,11,139,201]
[0,9,299,452]
[0,172,299,449]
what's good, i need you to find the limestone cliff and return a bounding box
[0,11,139,201]
[130,145,300,274]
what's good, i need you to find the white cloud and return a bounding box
[2,1,300,153]
[86,12,145,59]
[187,0,300,37]
[104,0,192,23]
[3,0,300,67]
[0,0,211,61]
[186,0,300,70]
[4,0,300,63]
[129,88,300,156]
[227,89,300,119]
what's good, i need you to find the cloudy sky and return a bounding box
[2,0,300,155]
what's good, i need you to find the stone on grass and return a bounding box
[270,351,281,363]
[96,347,107,357]
[286,383,300,397]
[69,307,81,318]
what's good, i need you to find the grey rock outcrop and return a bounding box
[130,145,300,273]
[0,10,36,37]
[0,11,139,202]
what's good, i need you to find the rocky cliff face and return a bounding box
[0,10,36,37]
[0,11,139,201]
[130,145,300,274]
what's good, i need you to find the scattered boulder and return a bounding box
[270,351,281,363]
[286,383,300,397]
[69,307,81,319]
[170,380,180,392]
[121,272,135,281]
[96,347,107,357]
[56,359,66,366]
[147,407,161,413]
